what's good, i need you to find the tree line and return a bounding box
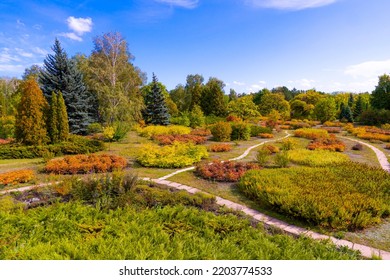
[1,31,390,145]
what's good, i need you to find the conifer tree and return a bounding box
[49,92,59,143]
[57,91,69,141]
[40,38,92,134]
[353,95,363,119]
[144,74,170,125]
[15,79,48,145]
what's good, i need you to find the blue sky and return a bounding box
[1,0,390,93]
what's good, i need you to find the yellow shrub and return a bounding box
[288,149,349,167]
[0,169,35,186]
[137,125,191,138]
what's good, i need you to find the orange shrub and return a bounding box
[385,144,390,150]
[307,135,346,152]
[226,115,242,122]
[322,127,341,133]
[259,133,274,138]
[0,169,35,186]
[262,144,280,154]
[45,154,127,174]
[196,160,260,182]
[190,128,211,136]
[279,125,291,130]
[0,139,13,145]
[356,132,390,142]
[152,134,207,145]
[323,121,344,127]
[208,143,232,152]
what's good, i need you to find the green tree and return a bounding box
[57,91,69,141]
[189,105,205,128]
[40,38,92,134]
[15,79,48,145]
[48,92,59,143]
[227,95,260,119]
[258,93,290,119]
[314,97,337,123]
[170,84,190,112]
[144,74,170,125]
[371,74,390,110]
[85,32,145,124]
[348,93,354,108]
[200,77,227,116]
[353,95,364,119]
[186,74,204,110]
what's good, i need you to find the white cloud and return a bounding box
[233,81,246,86]
[32,47,48,56]
[0,64,24,72]
[67,16,93,35]
[246,0,337,10]
[15,48,33,58]
[59,32,83,42]
[287,78,316,89]
[0,48,21,63]
[345,59,390,78]
[155,0,199,9]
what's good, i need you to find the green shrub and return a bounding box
[211,122,232,142]
[0,116,15,139]
[137,142,208,168]
[87,123,103,134]
[113,122,130,141]
[170,114,191,127]
[280,138,297,151]
[256,149,270,166]
[231,122,251,141]
[189,105,205,128]
[288,149,349,167]
[205,115,225,125]
[250,125,272,137]
[274,151,289,167]
[238,162,390,230]
[0,135,105,159]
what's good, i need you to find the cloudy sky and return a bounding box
[1,0,390,93]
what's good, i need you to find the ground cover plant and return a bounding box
[288,149,350,167]
[0,172,361,260]
[208,143,232,152]
[307,135,346,152]
[44,154,127,174]
[238,162,390,230]
[152,134,207,145]
[195,160,260,182]
[137,142,208,168]
[0,169,35,186]
[294,128,329,140]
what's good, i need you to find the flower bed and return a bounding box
[45,154,127,174]
[196,160,260,182]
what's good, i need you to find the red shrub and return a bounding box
[45,154,127,174]
[195,160,260,182]
[152,134,207,145]
[226,115,242,122]
[262,144,280,154]
[208,143,232,152]
[259,133,274,138]
[190,128,211,136]
[307,135,346,152]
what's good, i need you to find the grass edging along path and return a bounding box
[340,136,390,173]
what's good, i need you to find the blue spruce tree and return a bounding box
[144,73,170,125]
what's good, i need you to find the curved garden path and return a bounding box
[2,131,390,259]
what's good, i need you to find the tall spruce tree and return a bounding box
[353,95,363,119]
[39,38,92,134]
[15,79,48,145]
[144,74,170,125]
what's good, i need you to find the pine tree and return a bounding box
[15,79,48,145]
[49,92,59,143]
[40,38,92,134]
[353,95,363,119]
[144,74,170,125]
[339,103,354,122]
[57,91,69,141]
[348,93,354,108]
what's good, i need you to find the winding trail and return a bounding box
[2,131,390,259]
